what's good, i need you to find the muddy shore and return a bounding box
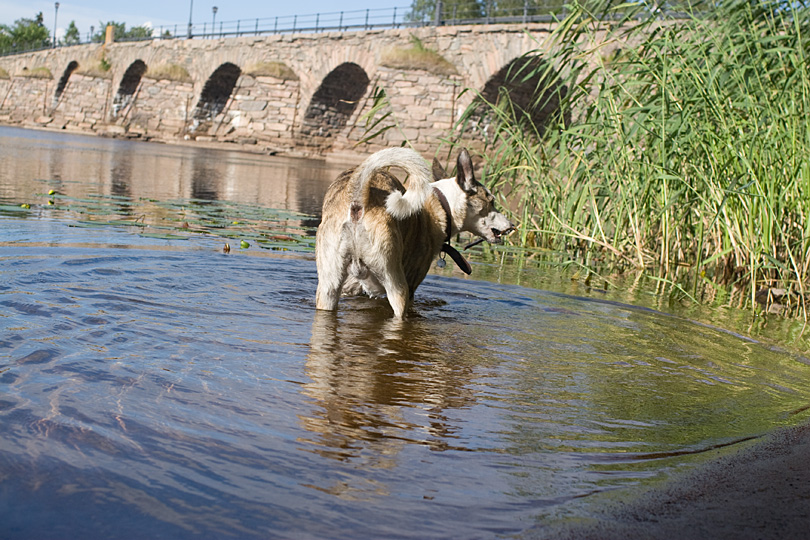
[534,421,810,539]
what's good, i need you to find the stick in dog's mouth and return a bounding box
[464,226,516,250]
[493,226,515,240]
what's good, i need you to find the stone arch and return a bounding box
[192,62,242,128]
[112,59,147,119]
[466,55,568,141]
[299,62,370,150]
[53,61,79,108]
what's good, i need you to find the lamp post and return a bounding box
[89,25,94,43]
[187,0,194,38]
[212,6,218,38]
[53,2,60,48]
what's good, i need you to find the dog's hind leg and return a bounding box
[315,259,348,311]
[381,267,410,318]
[315,237,350,312]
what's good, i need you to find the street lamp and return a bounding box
[212,6,218,38]
[187,0,194,38]
[53,2,60,48]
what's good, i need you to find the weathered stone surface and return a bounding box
[237,100,268,112]
[0,22,621,155]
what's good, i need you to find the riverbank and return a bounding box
[537,420,810,539]
[7,121,372,164]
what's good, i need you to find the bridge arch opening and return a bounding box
[467,55,568,141]
[193,62,242,128]
[299,62,370,149]
[53,61,79,107]
[113,60,147,119]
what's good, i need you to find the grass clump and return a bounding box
[77,58,113,79]
[20,66,52,79]
[381,34,458,76]
[145,64,192,83]
[459,0,810,316]
[0,67,9,80]
[245,61,298,81]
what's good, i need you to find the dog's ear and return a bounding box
[432,157,447,181]
[455,148,477,193]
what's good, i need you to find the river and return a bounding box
[1,126,809,539]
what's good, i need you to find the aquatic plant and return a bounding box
[456,0,810,316]
[26,188,316,253]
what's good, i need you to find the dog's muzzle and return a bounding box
[492,226,515,243]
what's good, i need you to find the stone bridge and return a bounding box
[0,23,610,155]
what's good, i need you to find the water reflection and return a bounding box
[0,126,341,217]
[304,308,477,468]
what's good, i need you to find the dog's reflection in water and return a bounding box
[301,306,477,472]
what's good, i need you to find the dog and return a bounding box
[315,147,513,318]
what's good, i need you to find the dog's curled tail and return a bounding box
[353,147,432,220]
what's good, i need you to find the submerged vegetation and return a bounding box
[455,0,810,317]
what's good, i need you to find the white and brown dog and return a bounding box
[315,147,513,318]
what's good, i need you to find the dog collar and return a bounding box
[432,188,472,275]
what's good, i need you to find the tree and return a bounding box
[63,20,81,45]
[92,21,153,42]
[407,0,574,22]
[0,12,50,53]
[407,0,486,22]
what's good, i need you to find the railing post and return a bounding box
[274,17,278,33]
[523,0,529,23]
[365,9,369,30]
[236,20,240,36]
[255,18,259,35]
[339,12,343,31]
[293,15,297,32]
[393,7,397,28]
[315,13,319,32]
[434,0,443,26]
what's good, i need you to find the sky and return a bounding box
[0,0,409,39]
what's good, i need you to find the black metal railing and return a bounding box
[1,2,571,57]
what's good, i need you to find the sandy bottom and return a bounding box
[534,422,810,540]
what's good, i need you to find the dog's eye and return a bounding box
[469,198,484,213]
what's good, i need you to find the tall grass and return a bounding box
[466,0,810,315]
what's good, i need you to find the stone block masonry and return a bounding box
[0,23,622,157]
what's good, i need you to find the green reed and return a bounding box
[463,0,810,315]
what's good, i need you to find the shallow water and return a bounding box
[1,127,810,539]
